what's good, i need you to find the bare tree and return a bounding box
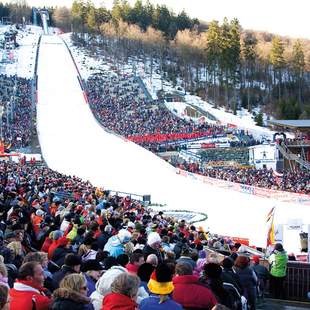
[53,6,72,32]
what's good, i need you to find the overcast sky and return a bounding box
[8,0,310,38]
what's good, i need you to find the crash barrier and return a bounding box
[50,188,151,205]
[176,168,310,206]
[60,37,88,104]
[127,131,225,143]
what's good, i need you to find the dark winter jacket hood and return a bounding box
[53,288,90,303]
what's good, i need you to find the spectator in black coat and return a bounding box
[221,257,243,295]
[97,225,112,250]
[52,242,74,267]
[52,254,81,288]
[234,256,257,310]
[142,232,164,264]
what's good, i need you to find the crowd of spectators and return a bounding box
[85,71,310,196]
[172,158,310,194]
[86,73,226,141]
[0,74,34,149]
[0,160,286,310]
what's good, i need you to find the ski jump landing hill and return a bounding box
[36,34,310,253]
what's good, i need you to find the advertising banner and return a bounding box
[274,224,283,243]
[176,168,310,206]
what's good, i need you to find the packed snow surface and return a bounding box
[37,35,310,252]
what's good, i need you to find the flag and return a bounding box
[267,207,276,247]
[266,206,275,223]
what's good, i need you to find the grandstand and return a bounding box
[198,147,250,167]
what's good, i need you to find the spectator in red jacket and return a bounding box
[102,273,140,310]
[10,262,51,310]
[126,252,145,274]
[48,236,68,259]
[173,262,218,310]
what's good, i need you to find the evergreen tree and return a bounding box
[270,36,285,100]
[205,20,221,107]
[96,7,111,25]
[242,31,257,111]
[86,5,97,31]
[254,112,263,126]
[291,40,305,105]
[228,18,241,113]
[176,10,192,31]
[279,98,301,119]
[132,0,149,30]
[71,0,88,32]
[0,3,10,20]
[111,0,131,24]
[152,5,172,36]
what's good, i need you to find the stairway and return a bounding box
[276,143,310,171]
[135,76,153,101]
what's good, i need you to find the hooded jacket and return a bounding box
[91,266,127,310]
[104,235,125,258]
[51,287,92,310]
[172,275,217,309]
[48,236,68,259]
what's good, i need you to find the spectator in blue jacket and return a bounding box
[104,229,131,258]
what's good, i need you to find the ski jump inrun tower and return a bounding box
[39,9,49,35]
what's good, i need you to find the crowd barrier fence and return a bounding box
[285,261,310,301]
[176,168,310,206]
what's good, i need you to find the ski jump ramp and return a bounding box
[36,35,310,252]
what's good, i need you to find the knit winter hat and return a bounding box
[137,263,155,282]
[64,253,81,267]
[81,259,104,272]
[147,232,161,246]
[148,263,174,295]
[204,263,222,279]
[275,243,284,251]
[222,257,234,268]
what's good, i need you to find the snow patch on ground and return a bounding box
[0,25,42,78]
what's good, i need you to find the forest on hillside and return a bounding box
[1,0,310,121]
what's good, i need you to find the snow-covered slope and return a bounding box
[36,34,310,253]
